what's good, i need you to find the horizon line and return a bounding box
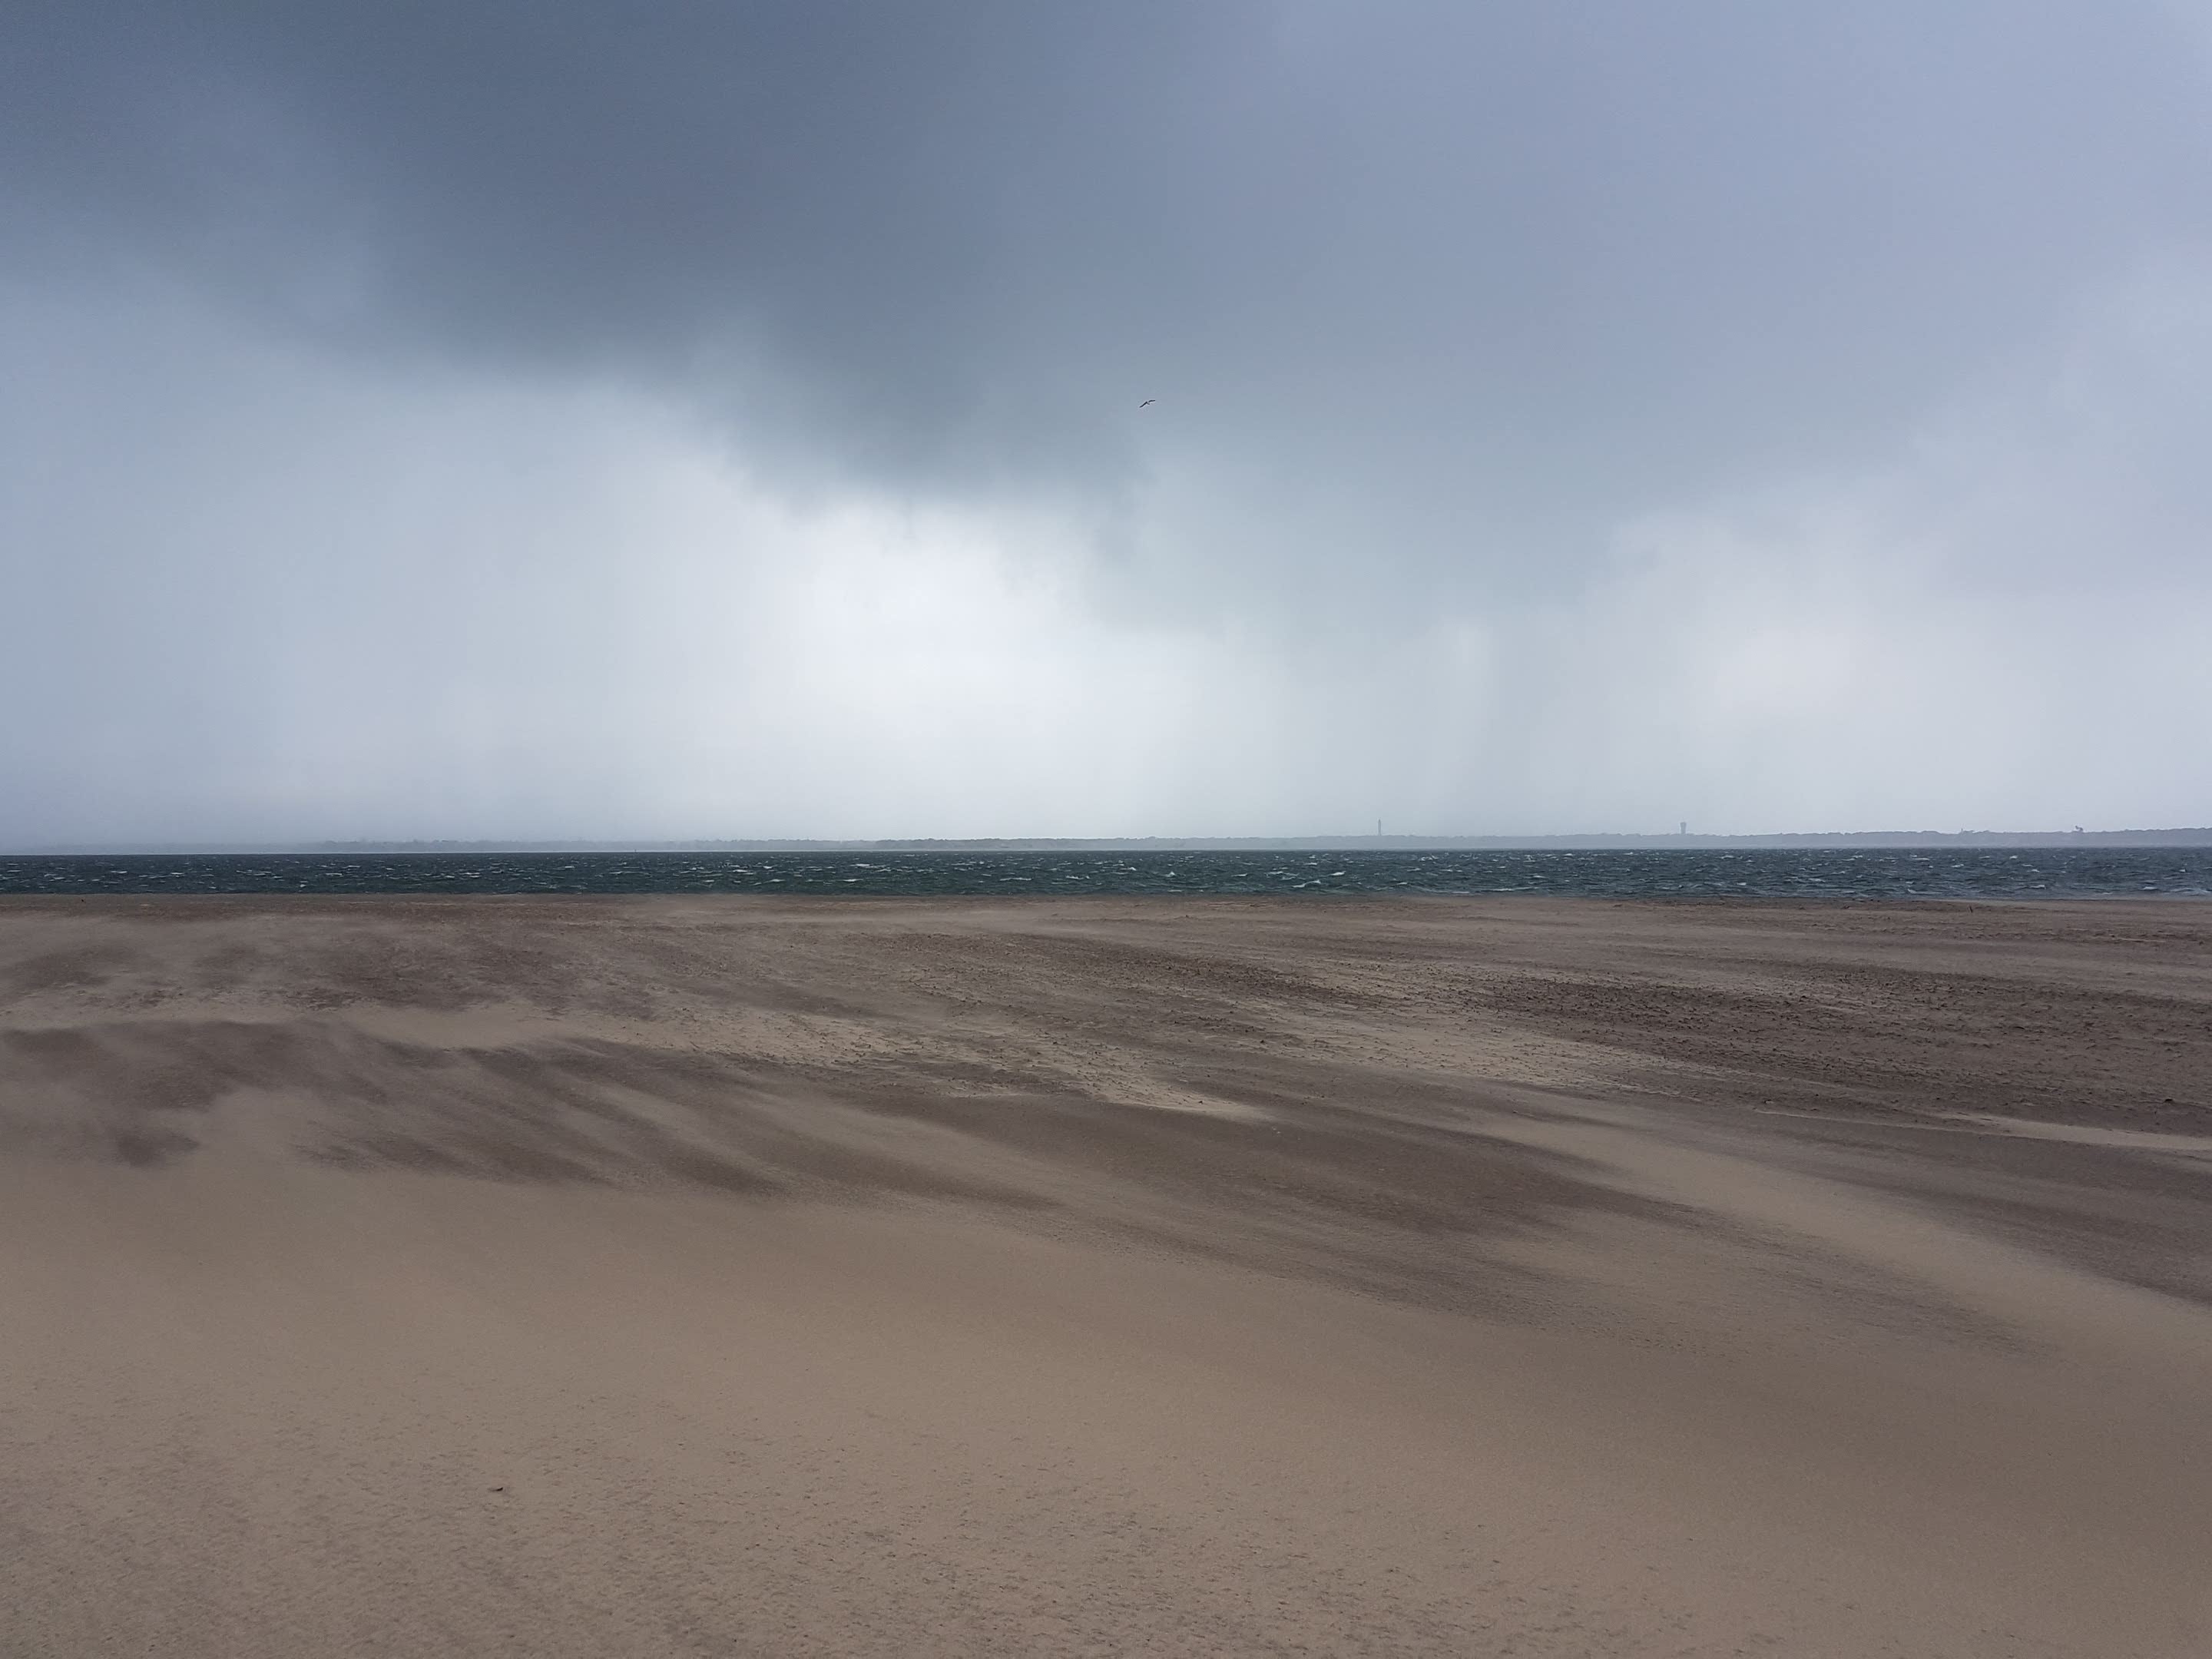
[8,828,2212,856]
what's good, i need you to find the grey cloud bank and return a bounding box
[3,3,2209,841]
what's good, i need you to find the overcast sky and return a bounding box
[5,2,2210,843]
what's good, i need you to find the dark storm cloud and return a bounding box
[8,2,2207,569]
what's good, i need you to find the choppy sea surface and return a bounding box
[3,849,2207,899]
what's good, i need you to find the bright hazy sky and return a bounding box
[5,3,2210,842]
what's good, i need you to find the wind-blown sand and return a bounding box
[3,896,2207,1656]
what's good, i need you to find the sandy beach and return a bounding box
[3,895,2207,1656]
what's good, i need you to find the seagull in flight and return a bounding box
[1138,399,1155,408]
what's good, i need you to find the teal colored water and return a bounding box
[2,849,2206,898]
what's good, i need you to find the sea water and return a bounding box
[3,847,2207,898]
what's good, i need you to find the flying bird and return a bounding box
[1138,399,1154,408]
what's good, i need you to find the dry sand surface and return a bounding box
[2,895,2209,1657]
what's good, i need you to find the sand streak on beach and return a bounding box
[4,896,2208,1655]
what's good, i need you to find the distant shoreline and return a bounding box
[10,830,2212,856]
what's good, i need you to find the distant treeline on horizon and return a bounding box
[20,830,2212,855]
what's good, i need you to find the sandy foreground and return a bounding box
[2,896,2207,1657]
